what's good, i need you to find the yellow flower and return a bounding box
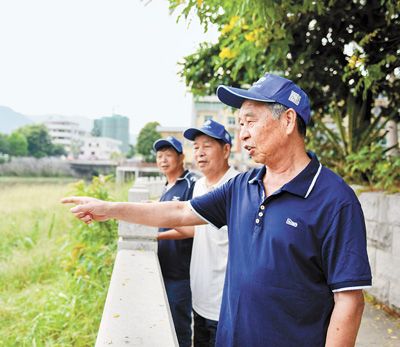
[196,0,203,7]
[229,16,240,26]
[348,55,358,69]
[221,16,240,35]
[245,31,256,42]
[219,47,237,59]
[221,24,232,35]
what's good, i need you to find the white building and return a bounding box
[79,136,122,160]
[44,118,85,158]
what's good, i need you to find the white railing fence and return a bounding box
[95,181,177,346]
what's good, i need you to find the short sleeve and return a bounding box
[321,202,372,292]
[189,180,231,229]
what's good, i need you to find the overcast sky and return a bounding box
[0,0,218,134]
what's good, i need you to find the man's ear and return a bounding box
[282,108,297,135]
[223,143,231,160]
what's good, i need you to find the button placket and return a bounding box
[254,203,266,230]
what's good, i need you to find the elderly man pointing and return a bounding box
[63,73,371,347]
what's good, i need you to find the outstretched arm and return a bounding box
[61,196,206,227]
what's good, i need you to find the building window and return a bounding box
[204,115,213,122]
[228,116,235,125]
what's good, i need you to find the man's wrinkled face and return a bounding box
[193,134,228,176]
[156,147,183,176]
[238,100,287,164]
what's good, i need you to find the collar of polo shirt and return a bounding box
[248,151,322,199]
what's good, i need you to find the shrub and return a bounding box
[344,144,400,193]
[0,176,126,346]
[59,175,118,345]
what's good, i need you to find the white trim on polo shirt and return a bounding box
[184,176,191,188]
[248,177,257,184]
[183,171,193,189]
[187,201,221,230]
[332,285,372,293]
[304,163,322,198]
[177,170,194,189]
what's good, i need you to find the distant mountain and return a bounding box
[0,106,33,134]
[0,106,95,134]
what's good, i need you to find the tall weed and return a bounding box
[0,176,131,346]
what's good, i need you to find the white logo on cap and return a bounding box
[204,120,212,126]
[253,76,266,88]
[288,91,301,105]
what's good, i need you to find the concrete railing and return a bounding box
[134,177,165,199]
[115,164,166,188]
[95,182,177,346]
[359,192,400,312]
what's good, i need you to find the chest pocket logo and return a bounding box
[285,218,298,228]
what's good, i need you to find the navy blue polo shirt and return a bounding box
[158,170,196,280]
[190,153,371,347]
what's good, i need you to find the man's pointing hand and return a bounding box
[61,196,113,224]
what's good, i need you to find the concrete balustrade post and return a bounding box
[120,184,158,250]
[116,168,124,184]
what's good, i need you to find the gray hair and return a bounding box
[266,103,289,120]
[265,103,306,137]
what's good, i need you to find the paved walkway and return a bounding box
[356,301,400,346]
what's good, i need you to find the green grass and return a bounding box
[0,176,77,184]
[0,177,133,346]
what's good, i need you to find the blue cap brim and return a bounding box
[217,85,275,108]
[183,128,223,142]
[153,139,182,153]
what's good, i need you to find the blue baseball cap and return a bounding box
[183,119,232,145]
[217,73,311,125]
[153,136,183,154]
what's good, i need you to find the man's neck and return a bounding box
[166,168,185,185]
[205,164,230,187]
[263,146,310,197]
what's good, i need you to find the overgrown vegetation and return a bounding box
[306,121,400,192]
[344,144,400,193]
[169,0,400,191]
[0,176,131,346]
